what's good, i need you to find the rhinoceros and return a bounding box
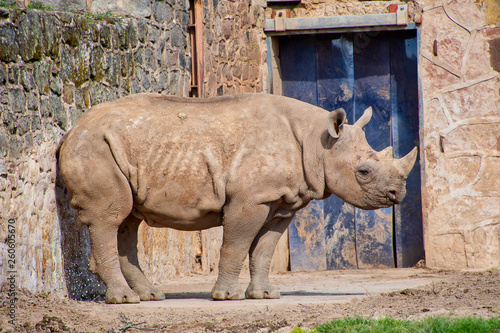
[57,93,417,303]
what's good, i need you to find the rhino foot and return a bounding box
[211,289,245,300]
[245,286,280,299]
[105,287,141,304]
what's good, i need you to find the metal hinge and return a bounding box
[272,9,290,32]
[388,4,409,26]
[396,5,408,25]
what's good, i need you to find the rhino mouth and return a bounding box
[386,191,399,204]
[363,194,398,210]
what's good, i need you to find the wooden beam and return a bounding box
[265,5,410,35]
[194,0,203,97]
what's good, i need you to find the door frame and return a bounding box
[264,9,426,269]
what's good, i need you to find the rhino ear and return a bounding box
[327,108,347,139]
[354,107,373,129]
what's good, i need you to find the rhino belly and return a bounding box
[130,174,225,231]
[133,207,223,231]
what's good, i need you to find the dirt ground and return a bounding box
[1,268,499,333]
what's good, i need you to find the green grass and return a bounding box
[0,0,52,9]
[83,11,119,23]
[292,317,500,333]
[0,0,16,8]
[27,1,52,10]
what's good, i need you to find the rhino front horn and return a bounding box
[398,147,418,177]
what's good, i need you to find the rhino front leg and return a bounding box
[118,215,166,301]
[246,217,292,299]
[211,203,270,300]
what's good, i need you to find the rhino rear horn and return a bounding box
[398,147,418,177]
[378,146,393,159]
[327,108,347,138]
[354,107,373,129]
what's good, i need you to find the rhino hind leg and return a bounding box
[61,146,140,304]
[211,203,271,300]
[118,215,165,301]
[88,222,140,304]
[245,218,292,299]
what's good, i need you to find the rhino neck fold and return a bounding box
[300,121,329,202]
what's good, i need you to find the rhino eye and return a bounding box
[358,169,369,176]
[356,163,373,184]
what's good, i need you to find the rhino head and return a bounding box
[323,107,418,210]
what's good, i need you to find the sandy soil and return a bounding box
[1,268,499,332]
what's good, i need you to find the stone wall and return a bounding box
[9,0,160,17]
[419,0,500,269]
[201,0,268,97]
[0,5,193,298]
[265,0,420,19]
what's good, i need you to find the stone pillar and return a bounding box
[420,0,500,269]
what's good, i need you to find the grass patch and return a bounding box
[293,316,500,333]
[0,0,52,10]
[28,1,52,10]
[0,0,16,8]
[83,11,119,23]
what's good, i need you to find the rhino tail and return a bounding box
[55,131,70,161]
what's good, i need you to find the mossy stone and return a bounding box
[34,60,51,95]
[18,11,44,61]
[0,26,19,62]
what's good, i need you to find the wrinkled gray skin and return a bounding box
[57,93,417,304]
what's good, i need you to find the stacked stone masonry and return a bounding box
[0,4,194,298]
[202,0,268,97]
[264,0,422,20]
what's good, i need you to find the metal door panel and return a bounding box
[315,35,358,270]
[281,36,326,271]
[280,36,318,105]
[325,200,357,269]
[353,35,394,268]
[288,201,327,271]
[316,35,355,117]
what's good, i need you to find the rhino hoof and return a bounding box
[246,289,281,299]
[139,291,166,301]
[265,290,281,299]
[152,291,166,301]
[212,289,245,300]
[105,289,141,304]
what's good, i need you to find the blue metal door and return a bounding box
[279,31,423,269]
